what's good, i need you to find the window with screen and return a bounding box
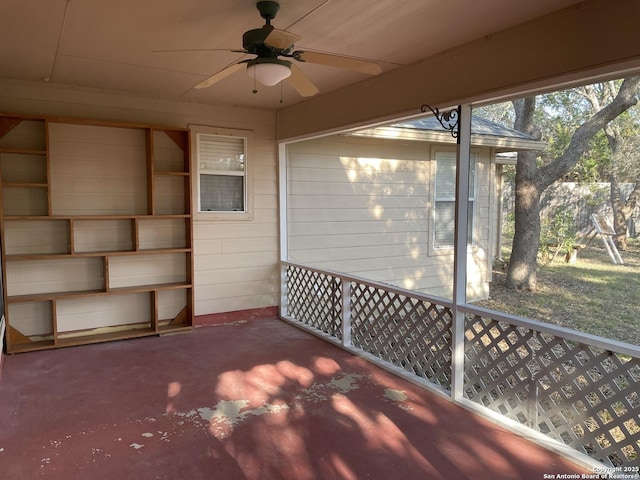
[433,151,476,248]
[197,134,246,212]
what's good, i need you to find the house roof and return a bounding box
[350,115,546,152]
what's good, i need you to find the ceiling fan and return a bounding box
[192,1,382,97]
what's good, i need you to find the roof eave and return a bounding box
[350,127,545,151]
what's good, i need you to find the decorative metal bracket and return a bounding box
[420,104,461,143]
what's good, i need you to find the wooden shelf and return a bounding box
[108,282,192,294]
[2,182,48,188]
[8,324,193,353]
[56,328,157,348]
[3,214,191,221]
[5,247,191,261]
[7,289,108,303]
[7,339,56,354]
[0,147,47,155]
[7,283,192,304]
[155,171,189,176]
[1,114,194,353]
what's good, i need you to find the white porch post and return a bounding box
[451,104,472,400]
[341,279,352,346]
[278,142,289,318]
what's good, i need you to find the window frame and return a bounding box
[190,125,254,220]
[430,148,478,254]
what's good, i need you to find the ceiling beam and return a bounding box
[277,0,640,141]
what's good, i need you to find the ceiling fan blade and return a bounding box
[152,48,245,53]
[264,28,301,50]
[287,64,319,97]
[293,51,382,75]
[194,62,246,89]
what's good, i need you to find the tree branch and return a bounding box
[537,76,640,189]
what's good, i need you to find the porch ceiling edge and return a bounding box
[276,0,640,142]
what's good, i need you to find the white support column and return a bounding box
[341,279,352,347]
[451,104,472,400]
[278,142,289,318]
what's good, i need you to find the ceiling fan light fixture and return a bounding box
[247,58,291,86]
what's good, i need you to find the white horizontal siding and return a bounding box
[2,186,48,215]
[108,253,187,289]
[138,218,186,250]
[196,251,276,271]
[1,152,47,183]
[0,119,46,150]
[287,135,495,300]
[49,123,148,215]
[4,219,69,255]
[289,220,428,236]
[1,80,281,318]
[74,219,133,253]
[196,265,277,285]
[154,176,186,215]
[6,257,104,296]
[298,254,447,277]
[7,302,52,337]
[194,220,278,240]
[288,207,428,223]
[153,131,185,172]
[288,231,429,250]
[158,289,188,321]
[193,130,279,315]
[57,294,150,333]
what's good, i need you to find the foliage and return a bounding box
[611,129,640,182]
[502,210,515,239]
[477,78,639,290]
[473,102,514,126]
[582,182,610,208]
[475,81,640,184]
[538,206,577,263]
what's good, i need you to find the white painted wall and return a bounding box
[0,79,280,317]
[286,135,493,300]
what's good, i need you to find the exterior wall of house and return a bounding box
[0,79,280,319]
[286,135,493,300]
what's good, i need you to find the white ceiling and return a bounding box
[0,0,585,110]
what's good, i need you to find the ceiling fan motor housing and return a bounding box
[243,26,277,54]
[243,1,281,53]
[256,1,280,22]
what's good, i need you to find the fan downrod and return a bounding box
[256,1,280,24]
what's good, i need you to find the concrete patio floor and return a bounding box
[0,317,594,479]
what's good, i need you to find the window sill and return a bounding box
[194,211,254,221]
[429,244,477,256]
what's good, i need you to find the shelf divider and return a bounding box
[1,114,193,353]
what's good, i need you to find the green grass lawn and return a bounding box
[477,238,640,346]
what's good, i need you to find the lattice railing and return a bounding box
[350,283,453,390]
[283,262,454,391]
[285,264,342,339]
[282,261,640,468]
[465,312,640,467]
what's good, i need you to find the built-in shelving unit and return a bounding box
[0,113,194,353]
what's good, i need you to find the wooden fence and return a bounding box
[503,182,639,236]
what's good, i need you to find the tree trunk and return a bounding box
[505,77,639,290]
[507,151,542,290]
[506,97,540,290]
[625,188,640,237]
[611,182,640,248]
